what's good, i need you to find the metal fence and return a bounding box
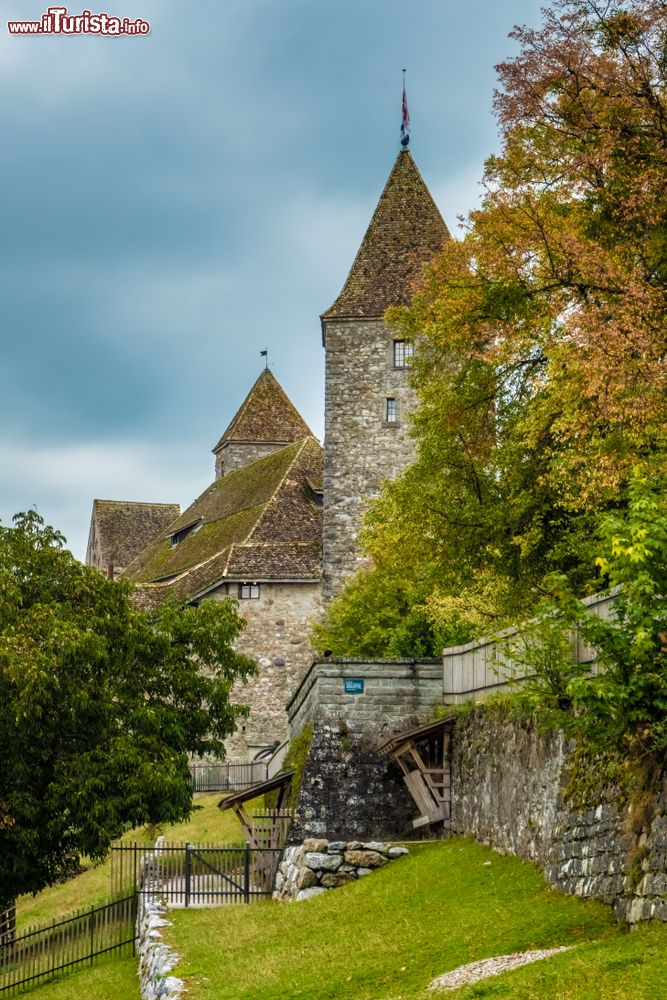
[189,761,269,792]
[112,841,284,906]
[0,894,136,995]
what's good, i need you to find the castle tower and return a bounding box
[212,368,313,479]
[321,149,450,599]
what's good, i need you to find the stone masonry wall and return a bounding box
[274,838,408,901]
[215,441,288,479]
[205,581,322,762]
[287,658,444,842]
[136,847,184,1000]
[451,708,667,924]
[322,319,416,600]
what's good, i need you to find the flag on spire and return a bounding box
[400,70,410,147]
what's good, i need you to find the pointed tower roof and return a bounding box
[212,369,313,455]
[321,149,450,322]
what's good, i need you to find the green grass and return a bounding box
[15,955,140,1000]
[16,793,254,928]
[166,839,667,1000]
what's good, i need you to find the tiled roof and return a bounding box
[90,500,180,569]
[212,370,313,454]
[321,150,451,321]
[125,437,323,606]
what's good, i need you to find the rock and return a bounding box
[306,851,343,872]
[387,846,409,858]
[321,872,356,888]
[357,867,373,877]
[347,841,363,850]
[344,849,386,868]
[303,838,328,853]
[296,886,328,901]
[296,868,318,890]
[362,841,387,853]
[327,841,348,853]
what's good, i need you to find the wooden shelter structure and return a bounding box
[219,769,295,850]
[219,770,295,892]
[377,717,455,831]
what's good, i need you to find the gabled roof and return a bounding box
[89,500,180,569]
[212,370,313,455]
[125,437,323,607]
[321,150,451,322]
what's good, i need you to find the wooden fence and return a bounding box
[442,588,617,704]
[0,895,136,995]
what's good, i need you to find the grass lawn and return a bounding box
[167,838,667,1000]
[16,955,140,1000]
[16,792,255,928]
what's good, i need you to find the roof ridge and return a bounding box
[94,499,179,508]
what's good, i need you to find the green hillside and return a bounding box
[166,839,667,1000]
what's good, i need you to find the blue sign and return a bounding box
[344,677,365,695]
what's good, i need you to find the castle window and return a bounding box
[393,340,413,368]
[239,583,260,599]
[385,398,397,423]
[170,521,202,547]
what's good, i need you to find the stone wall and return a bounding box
[287,658,443,738]
[287,658,443,842]
[215,441,288,479]
[136,851,184,1000]
[207,581,322,761]
[274,838,408,901]
[451,708,667,924]
[322,319,416,600]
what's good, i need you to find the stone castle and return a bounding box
[86,148,449,762]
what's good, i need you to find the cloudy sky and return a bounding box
[1,0,543,558]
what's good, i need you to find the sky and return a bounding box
[0,0,544,559]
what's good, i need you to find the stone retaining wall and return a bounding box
[274,838,408,901]
[451,709,667,924]
[136,846,184,1000]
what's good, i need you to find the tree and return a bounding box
[319,0,667,652]
[0,511,256,911]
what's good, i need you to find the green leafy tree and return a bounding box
[0,511,256,911]
[513,469,667,758]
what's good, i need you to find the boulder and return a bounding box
[344,850,386,869]
[306,852,343,872]
[303,838,328,853]
[321,872,356,888]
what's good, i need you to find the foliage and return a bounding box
[320,0,667,653]
[279,724,313,811]
[0,511,256,912]
[514,470,667,759]
[311,567,471,658]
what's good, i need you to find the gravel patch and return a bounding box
[427,947,572,991]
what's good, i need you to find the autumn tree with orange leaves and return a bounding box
[316,0,667,655]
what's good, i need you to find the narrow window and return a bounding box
[386,398,397,423]
[393,339,413,368]
[239,583,260,599]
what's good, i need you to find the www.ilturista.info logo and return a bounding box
[8,7,150,35]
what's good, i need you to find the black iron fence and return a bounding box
[0,894,137,995]
[189,761,269,792]
[111,841,284,906]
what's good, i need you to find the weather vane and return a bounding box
[260,349,269,370]
[401,69,410,148]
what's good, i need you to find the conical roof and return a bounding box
[212,369,313,454]
[321,149,450,322]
